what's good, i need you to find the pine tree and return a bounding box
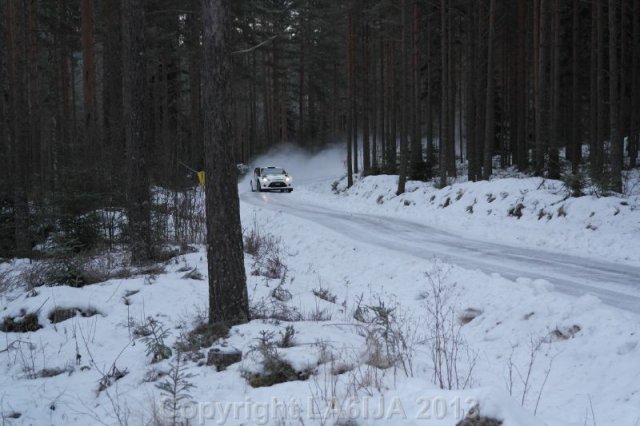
[122,0,153,263]
[202,0,250,326]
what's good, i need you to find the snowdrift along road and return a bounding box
[241,190,640,313]
[240,144,640,314]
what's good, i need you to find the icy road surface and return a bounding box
[241,191,640,314]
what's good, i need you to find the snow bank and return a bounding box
[294,173,640,266]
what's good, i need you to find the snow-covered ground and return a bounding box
[291,167,640,268]
[1,145,639,425]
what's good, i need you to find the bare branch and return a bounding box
[232,35,278,56]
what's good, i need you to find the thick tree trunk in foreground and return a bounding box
[122,0,152,263]
[202,0,250,326]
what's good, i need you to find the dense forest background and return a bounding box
[1,0,639,260]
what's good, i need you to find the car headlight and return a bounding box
[285,176,291,182]
[262,177,268,183]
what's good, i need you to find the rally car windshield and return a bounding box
[262,168,286,175]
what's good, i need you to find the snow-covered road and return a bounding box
[241,191,640,314]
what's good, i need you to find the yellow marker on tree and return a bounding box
[197,171,206,187]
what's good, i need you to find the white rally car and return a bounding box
[250,166,293,193]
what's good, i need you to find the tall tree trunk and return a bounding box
[570,0,581,173]
[446,6,456,177]
[81,0,98,179]
[535,0,550,176]
[619,0,628,149]
[352,23,358,176]
[187,0,202,166]
[389,40,397,171]
[202,0,249,326]
[279,41,288,144]
[27,0,41,190]
[271,38,279,144]
[548,0,560,179]
[250,51,257,158]
[533,0,541,174]
[262,51,271,148]
[123,0,152,263]
[161,56,171,182]
[483,0,496,180]
[590,0,599,178]
[0,17,6,196]
[362,22,370,175]
[425,15,433,177]
[609,0,622,192]
[371,40,378,170]
[346,13,354,187]
[397,0,409,194]
[516,0,528,171]
[332,61,338,139]
[4,0,31,257]
[439,0,449,187]
[630,0,640,168]
[466,0,478,181]
[596,0,606,179]
[58,0,73,184]
[103,0,124,189]
[379,31,386,169]
[298,15,305,146]
[475,1,486,180]
[371,56,378,170]
[410,0,422,178]
[457,42,464,166]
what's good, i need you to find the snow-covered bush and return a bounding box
[243,330,313,388]
[0,309,41,332]
[354,297,417,377]
[244,218,287,279]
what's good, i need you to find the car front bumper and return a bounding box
[260,180,293,190]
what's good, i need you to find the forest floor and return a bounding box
[1,145,639,425]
